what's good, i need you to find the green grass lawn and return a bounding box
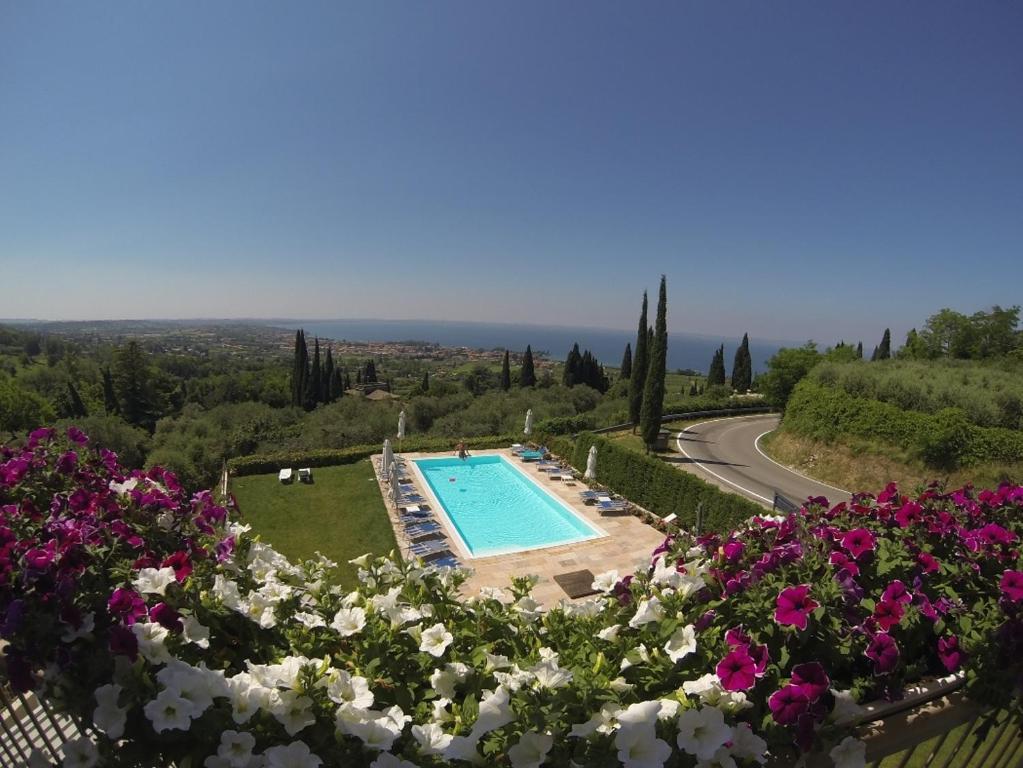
[605,419,702,455]
[230,460,397,587]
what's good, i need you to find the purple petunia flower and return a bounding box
[1000,570,1023,602]
[56,451,78,474]
[769,684,810,725]
[791,662,831,702]
[894,502,923,527]
[840,527,876,560]
[882,580,912,605]
[149,602,183,632]
[717,648,757,691]
[866,632,900,675]
[108,624,138,660]
[775,584,819,631]
[107,588,147,625]
[937,635,964,672]
[66,426,89,445]
[917,552,940,574]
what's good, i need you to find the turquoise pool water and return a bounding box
[413,455,603,557]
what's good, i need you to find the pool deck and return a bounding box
[374,448,666,606]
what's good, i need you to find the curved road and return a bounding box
[672,414,851,509]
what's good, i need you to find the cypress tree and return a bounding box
[870,345,879,361]
[364,360,378,383]
[878,328,892,360]
[520,346,536,387]
[639,276,668,449]
[328,367,343,401]
[421,370,430,392]
[564,343,582,387]
[291,330,309,408]
[689,380,698,396]
[856,342,863,359]
[620,343,632,379]
[707,345,727,387]
[356,368,363,385]
[500,351,511,391]
[66,380,88,418]
[305,338,321,409]
[102,367,119,415]
[113,341,153,428]
[323,347,335,403]
[628,291,649,430]
[732,333,752,393]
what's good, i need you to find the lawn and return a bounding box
[230,460,397,587]
[605,419,702,455]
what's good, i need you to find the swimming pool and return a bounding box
[412,455,604,557]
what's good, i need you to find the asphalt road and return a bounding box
[671,414,851,509]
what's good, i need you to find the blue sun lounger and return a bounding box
[409,540,451,558]
[405,521,442,536]
[425,554,459,569]
[595,499,629,513]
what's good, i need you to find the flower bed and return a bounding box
[2,428,1021,767]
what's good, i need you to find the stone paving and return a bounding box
[373,448,666,606]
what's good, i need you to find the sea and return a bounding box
[267,319,790,374]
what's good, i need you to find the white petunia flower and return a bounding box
[262,741,323,768]
[348,553,373,568]
[508,730,553,768]
[225,673,270,724]
[728,723,767,764]
[144,689,193,732]
[664,624,697,662]
[530,653,573,690]
[242,591,279,628]
[214,730,256,768]
[677,706,732,762]
[494,664,535,692]
[412,722,453,755]
[337,705,410,752]
[478,586,507,601]
[430,663,470,699]
[569,703,622,738]
[419,623,454,658]
[294,610,326,628]
[180,614,210,648]
[370,754,419,768]
[93,683,127,739]
[322,669,374,709]
[682,673,723,704]
[716,690,752,713]
[829,736,867,768]
[514,595,545,620]
[213,575,243,609]
[695,746,737,768]
[61,736,99,768]
[657,699,681,721]
[615,723,672,768]
[592,570,620,593]
[652,556,684,588]
[132,622,172,665]
[430,698,453,724]
[472,686,514,735]
[596,623,621,642]
[628,597,664,628]
[133,566,177,596]
[157,662,216,718]
[109,477,139,495]
[270,689,316,736]
[331,606,367,636]
[484,652,512,671]
[609,676,635,693]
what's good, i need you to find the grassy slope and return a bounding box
[230,460,396,587]
[761,428,1022,493]
[604,419,703,455]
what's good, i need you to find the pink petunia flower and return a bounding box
[1000,570,1023,602]
[866,632,900,675]
[840,528,876,560]
[791,662,830,702]
[937,635,964,672]
[873,600,904,631]
[716,648,757,692]
[775,585,819,631]
[768,684,810,725]
[917,552,940,574]
[882,580,912,605]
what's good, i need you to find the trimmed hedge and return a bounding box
[543,431,764,533]
[785,379,1023,468]
[537,397,771,437]
[227,434,516,476]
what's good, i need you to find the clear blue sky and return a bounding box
[1,2,1020,345]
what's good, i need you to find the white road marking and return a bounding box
[675,417,774,505]
[753,431,851,495]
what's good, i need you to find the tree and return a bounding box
[290,331,308,408]
[364,360,378,383]
[520,346,536,387]
[628,291,649,430]
[707,345,726,387]
[65,380,88,418]
[102,367,120,415]
[0,377,55,435]
[112,341,155,429]
[305,338,322,409]
[328,367,344,401]
[688,380,698,396]
[323,347,335,403]
[759,343,821,409]
[856,342,863,359]
[877,328,892,360]
[639,276,668,449]
[731,333,752,393]
[620,343,633,379]
[563,344,582,387]
[421,370,430,392]
[500,351,511,391]
[899,328,928,360]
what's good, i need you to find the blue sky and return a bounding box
[1,2,1020,345]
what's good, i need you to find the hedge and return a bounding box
[227,434,517,476]
[536,397,771,437]
[540,431,764,533]
[784,379,1023,468]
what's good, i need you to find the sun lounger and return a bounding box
[595,499,629,513]
[548,472,576,483]
[578,490,611,502]
[395,494,427,505]
[298,467,312,483]
[405,522,442,536]
[278,468,293,483]
[409,540,451,557]
[407,528,444,543]
[518,451,546,462]
[425,554,459,569]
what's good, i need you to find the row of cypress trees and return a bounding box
[620,276,669,449]
[563,344,610,392]
[290,330,349,411]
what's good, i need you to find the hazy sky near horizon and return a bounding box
[1,2,1021,345]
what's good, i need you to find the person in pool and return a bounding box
[456,441,470,460]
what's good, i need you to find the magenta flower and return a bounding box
[149,602,183,632]
[882,580,912,605]
[866,632,900,675]
[717,648,757,691]
[775,585,819,631]
[840,528,876,559]
[917,553,940,574]
[830,551,860,577]
[873,600,904,631]
[55,451,78,474]
[66,426,89,445]
[108,625,138,660]
[1000,570,1023,602]
[161,551,193,582]
[107,588,147,624]
[791,662,830,701]
[895,502,923,527]
[937,636,964,672]
[23,548,54,570]
[768,684,810,725]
